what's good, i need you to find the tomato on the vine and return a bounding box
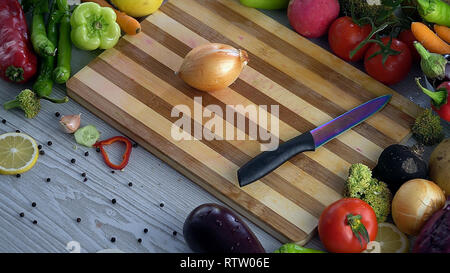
[364,37,412,85]
[328,16,372,62]
[399,29,420,62]
[318,198,378,253]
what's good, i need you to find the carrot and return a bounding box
[411,22,450,54]
[81,0,141,35]
[434,24,450,44]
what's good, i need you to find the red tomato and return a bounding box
[328,16,372,62]
[318,198,378,253]
[364,37,412,85]
[399,29,420,62]
[433,82,450,122]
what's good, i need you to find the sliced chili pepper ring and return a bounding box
[93,136,132,170]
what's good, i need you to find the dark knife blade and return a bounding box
[237,95,392,187]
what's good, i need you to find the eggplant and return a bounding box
[183,203,266,253]
[373,144,428,193]
[413,198,450,253]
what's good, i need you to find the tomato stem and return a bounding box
[346,213,370,247]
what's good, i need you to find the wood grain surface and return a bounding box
[67,0,422,244]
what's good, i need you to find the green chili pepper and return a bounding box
[274,243,325,253]
[30,1,57,57]
[53,0,72,84]
[32,1,68,104]
[239,0,290,10]
[70,2,121,51]
[417,0,450,27]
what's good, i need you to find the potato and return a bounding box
[429,138,450,196]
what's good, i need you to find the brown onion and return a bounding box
[392,179,446,235]
[178,43,249,92]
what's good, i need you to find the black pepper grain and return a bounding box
[46,178,51,182]
[47,141,52,146]
[32,220,37,225]
[76,218,81,223]
[144,228,148,233]
[15,130,20,133]
[111,199,116,204]
[55,112,60,117]
[84,152,89,157]
[173,231,177,236]
[70,158,76,164]
[96,147,101,153]
[1,119,6,124]
[39,150,45,155]
[19,212,24,217]
[16,174,21,178]
[83,178,88,182]
[110,237,116,243]
[31,202,36,207]
[38,145,42,150]
[128,182,133,187]
[111,170,115,174]
[137,238,142,243]
[159,203,164,208]
[132,143,138,148]
[81,173,86,177]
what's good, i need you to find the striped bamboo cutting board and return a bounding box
[67,0,421,244]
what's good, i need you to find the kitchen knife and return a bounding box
[237,94,392,187]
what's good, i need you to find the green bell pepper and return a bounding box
[274,243,325,253]
[239,0,290,10]
[70,2,121,51]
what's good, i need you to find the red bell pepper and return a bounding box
[416,78,450,122]
[0,0,38,83]
[93,136,133,170]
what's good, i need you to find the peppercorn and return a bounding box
[81,173,86,177]
[39,150,45,155]
[84,152,89,157]
[1,119,6,124]
[46,178,51,182]
[47,141,52,146]
[110,237,116,243]
[38,145,42,150]
[144,228,148,233]
[128,182,133,187]
[111,199,116,204]
[32,220,37,225]
[31,202,36,207]
[137,238,142,243]
[76,218,81,223]
[159,203,164,208]
[19,212,24,217]
[132,143,138,148]
[173,231,177,236]
[111,170,115,174]
[83,178,88,182]
[55,112,60,117]
[70,158,76,164]
[96,147,101,153]
[16,174,21,178]
[16,130,20,133]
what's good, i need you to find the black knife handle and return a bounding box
[237,132,315,187]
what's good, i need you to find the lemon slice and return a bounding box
[0,132,39,175]
[375,222,410,253]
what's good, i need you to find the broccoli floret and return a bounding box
[3,89,41,119]
[344,163,392,222]
[412,109,444,146]
[339,0,393,24]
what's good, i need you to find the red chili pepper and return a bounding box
[417,78,450,122]
[93,136,133,170]
[0,0,38,83]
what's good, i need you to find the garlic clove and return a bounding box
[178,43,249,92]
[60,114,81,134]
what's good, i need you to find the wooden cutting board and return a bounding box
[67,0,421,244]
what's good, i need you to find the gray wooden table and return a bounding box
[0,4,448,253]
